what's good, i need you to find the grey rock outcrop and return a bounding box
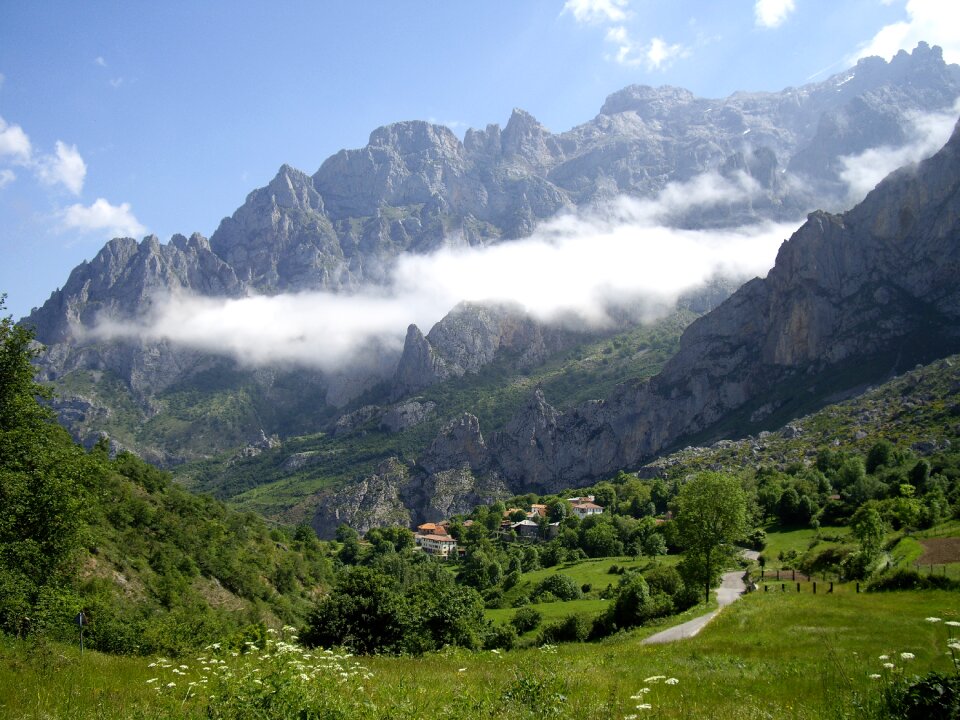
[21,44,960,468]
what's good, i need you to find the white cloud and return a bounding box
[754,0,796,29]
[0,116,33,164]
[36,141,87,195]
[852,0,960,64]
[94,56,107,67]
[606,27,688,70]
[0,169,14,189]
[62,198,146,238]
[562,0,628,24]
[90,172,792,369]
[838,98,960,202]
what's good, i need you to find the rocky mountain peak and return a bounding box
[599,84,697,118]
[501,108,563,169]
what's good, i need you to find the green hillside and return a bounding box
[175,310,696,520]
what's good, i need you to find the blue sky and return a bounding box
[1,0,958,320]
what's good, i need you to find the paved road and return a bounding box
[641,570,748,645]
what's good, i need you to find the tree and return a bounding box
[674,472,748,603]
[850,502,886,558]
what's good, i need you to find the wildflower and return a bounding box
[146,678,158,684]
[926,617,942,623]
[665,678,679,685]
[878,655,889,660]
[179,664,188,669]
[883,663,895,669]
[491,649,501,655]
[166,682,176,688]
[948,642,960,651]
[869,674,882,680]
[625,716,638,720]
[148,662,157,668]
[636,703,653,710]
[900,652,915,660]
[643,675,666,683]
[946,621,960,627]
[458,668,466,673]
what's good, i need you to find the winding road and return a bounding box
[642,550,758,645]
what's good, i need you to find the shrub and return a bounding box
[532,573,582,601]
[483,623,518,651]
[538,614,591,644]
[886,671,960,719]
[510,607,543,634]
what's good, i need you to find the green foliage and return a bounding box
[532,574,582,602]
[303,566,489,655]
[674,472,748,603]
[510,607,543,634]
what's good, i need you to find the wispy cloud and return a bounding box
[852,0,960,64]
[605,27,689,70]
[90,171,792,369]
[837,98,960,203]
[36,141,86,195]
[94,56,107,67]
[0,116,33,164]
[562,0,628,24]
[0,169,14,189]
[62,198,146,238]
[754,0,796,29]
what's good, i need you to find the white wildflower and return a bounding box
[665,677,679,685]
[883,662,896,669]
[945,621,960,627]
[458,668,466,673]
[643,675,666,683]
[146,678,158,684]
[166,682,176,688]
[926,617,942,623]
[900,652,915,660]
[636,703,653,710]
[869,673,882,679]
[878,655,889,660]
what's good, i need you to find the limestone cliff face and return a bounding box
[22,44,960,468]
[483,117,960,487]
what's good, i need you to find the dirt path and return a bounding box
[641,569,749,645]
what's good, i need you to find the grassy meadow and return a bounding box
[3,588,958,719]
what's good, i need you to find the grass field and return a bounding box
[4,589,958,719]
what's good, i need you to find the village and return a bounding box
[412,496,606,558]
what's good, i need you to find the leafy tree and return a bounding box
[674,472,748,603]
[510,607,542,634]
[850,502,886,558]
[302,567,409,654]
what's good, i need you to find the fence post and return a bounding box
[856,582,860,593]
[776,569,780,580]
[813,582,817,594]
[792,569,796,581]
[764,585,768,592]
[829,582,833,593]
[796,582,800,593]
[781,583,785,592]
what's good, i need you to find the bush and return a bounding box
[867,568,960,592]
[886,671,960,719]
[532,573,582,601]
[510,607,543,634]
[483,623,518,651]
[643,565,684,598]
[538,614,591,644]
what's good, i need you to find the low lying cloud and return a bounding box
[605,27,688,70]
[62,198,146,238]
[838,99,960,203]
[90,171,795,370]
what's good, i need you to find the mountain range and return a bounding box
[18,43,960,536]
